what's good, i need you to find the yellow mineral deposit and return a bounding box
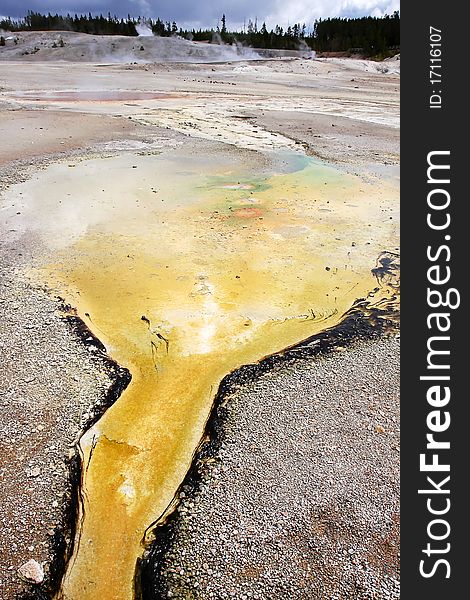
[13,150,397,599]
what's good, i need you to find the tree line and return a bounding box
[313,13,399,55]
[0,11,400,56]
[0,11,138,36]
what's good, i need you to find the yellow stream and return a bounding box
[13,151,397,599]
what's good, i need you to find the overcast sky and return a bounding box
[0,1,400,30]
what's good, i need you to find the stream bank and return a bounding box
[138,326,400,599]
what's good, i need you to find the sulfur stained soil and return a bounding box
[0,34,399,600]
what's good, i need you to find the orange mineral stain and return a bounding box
[232,206,264,218]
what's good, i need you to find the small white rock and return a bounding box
[18,559,44,584]
[28,466,40,478]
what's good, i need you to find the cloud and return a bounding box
[263,0,398,28]
[0,0,400,30]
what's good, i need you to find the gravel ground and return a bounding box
[0,239,129,599]
[145,335,400,600]
[251,111,399,167]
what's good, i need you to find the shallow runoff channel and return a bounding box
[3,147,398,599]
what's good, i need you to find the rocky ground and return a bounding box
[251,111,399,166]
[143,335,400,599]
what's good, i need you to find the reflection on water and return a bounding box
[7,150,398,599]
